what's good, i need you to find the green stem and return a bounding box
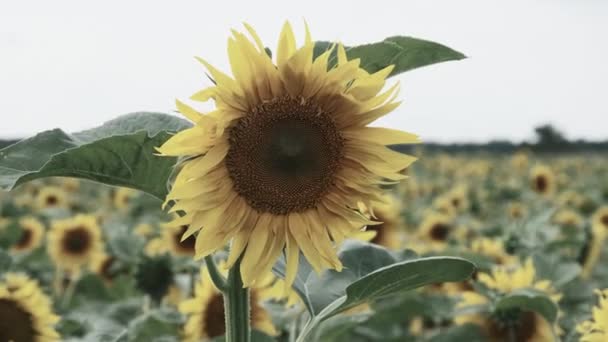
[204,255,228,292]
[223,256,251,342]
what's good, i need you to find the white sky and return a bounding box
[1,0,607,143]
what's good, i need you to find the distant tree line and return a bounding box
[1,124,606,154]
[397,124,608,155]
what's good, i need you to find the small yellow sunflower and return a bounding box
[556,190,585,209]
[57,177,80,192]
[179,266,277,341]
[134,223,154,238]
[445,185,469,213]
[113,187,137,210]
[158,22,419,288]
[455,259,560,341]
[507,201,527,220]
[144,237,168,256]
[12,216,45,253]
[162,219,196,257]
[530,165,556,196]
[417,212,453,251]
[89,252,121,284]
[35,186,68,210]
[354,195,403,250]
[582,206,608,279]
[476,259,561,301]
[577,289,608,342]
[48,214,104,273]
[552,209,583,228]
[592,206,608,233]
[0,273,60,341]
[470,237,516,266]
[510,151,529,172]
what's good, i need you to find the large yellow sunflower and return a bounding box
[12,216,45,253]
[577,289,608,342]
[179,265,277,341]
[0,273,60,341]
[158,22,419,287]
[48,214,104,273]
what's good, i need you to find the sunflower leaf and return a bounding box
[314,36,466,77]
[293,241,475,341]
[494,288,559,324]
[0,112,191,200]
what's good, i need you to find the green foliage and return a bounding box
[313,36,466,77]
[494,289,559,324]
[0,112,191,200]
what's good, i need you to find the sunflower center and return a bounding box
[430,223,450,241]
[46,195,58,206]
[0,299,36,342]
[601,214,608,227]
[175,225,195,253]
[204,293,226,338]
[101,257,117,281]
[226,96,344,215]
[62,227,91,255]
[535,175,547,193]
[15,228,33,249]
[488,310,537,341]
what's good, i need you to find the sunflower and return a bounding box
[179,265,277,341]
[530,165,555,196]
[581,206,608,278]
[469,237,516,266]
[90,252,122,284]
[592,206,608,232]
[577,289,608,342]
[134,223,154,238]
[48,214,104,273]
[552,209,583,228]
[58,177,80,192]
[354,195,403,249]
[417,212,453,251]
[507,201,527,220]
[144,237,168,256]
[113,187,137,210]
[162,218,197,257]
[35,185,68,210]
[12,216,45,253]
[445,185,469,213]
[510,151,529,172]
[455,259,560,341]
[157,22,418,288]
[0,273,60,341]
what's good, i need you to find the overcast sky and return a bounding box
[1,0,606,143]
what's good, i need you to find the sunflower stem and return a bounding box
[223,256,251,342]
[204,255,228,292]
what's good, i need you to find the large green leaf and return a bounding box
[495,289,559,324]
[289,241,475,342]
[0,112,191,200]
[313,36,465,77]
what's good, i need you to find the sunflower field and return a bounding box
[1,22,607,342]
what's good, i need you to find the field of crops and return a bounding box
[1,151,607,341]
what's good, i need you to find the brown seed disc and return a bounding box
[225,96,344,215]
[61,227,92,256]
